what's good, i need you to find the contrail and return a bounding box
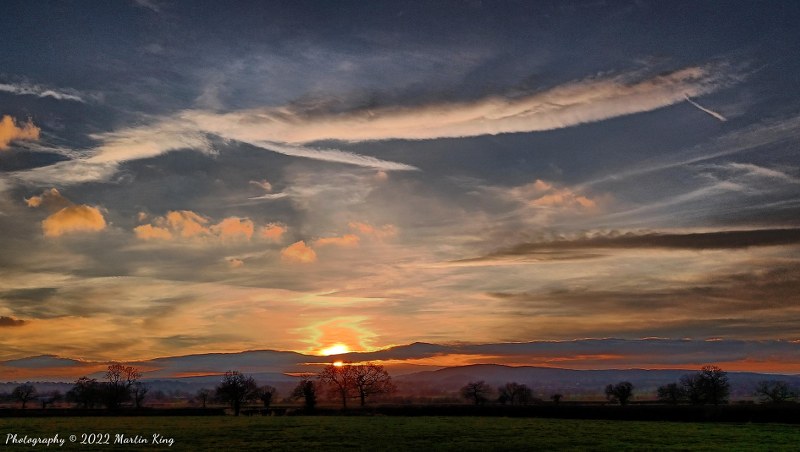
[684,94,727,122]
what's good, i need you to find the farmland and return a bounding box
[2,416,799,451]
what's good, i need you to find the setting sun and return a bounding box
[333,361,344,367]
[321,344,350,356]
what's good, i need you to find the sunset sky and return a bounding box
[2,0,800,377]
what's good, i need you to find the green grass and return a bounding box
[1,416,799,451]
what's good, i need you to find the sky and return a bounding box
[1,0,800,377]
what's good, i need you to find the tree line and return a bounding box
[6,364,798,412]
[459,366,799,406]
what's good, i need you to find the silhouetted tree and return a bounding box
[604,381,634,405]
[551,393,563,405]
[460,381,492,405]
[131,382,149,409]
[216,371,258,416]
[352,363,395,406]
[12,384,36,409]
[680,365,729,405]
[498,382,534,405]
[291,378,317,411]
[319,363,357,409]
[195,388,212,408]
[258,385,278,408]
[755,380,797,404]
[657,383,686,404]
[67,377,101,408]
[104,363,141,409]
[41,390,62,409]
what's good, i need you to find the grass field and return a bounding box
[2,416,799,451]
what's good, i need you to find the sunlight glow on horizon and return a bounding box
[320,343,350,356]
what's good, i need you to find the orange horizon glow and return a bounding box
[320,343,350,356]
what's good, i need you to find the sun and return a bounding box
[320,343,350,356]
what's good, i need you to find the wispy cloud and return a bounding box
[184,65,728,143]
[684,94,727,121]
[0,82,85,102]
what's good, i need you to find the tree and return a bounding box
[291,378,317,411]
[41,390,63,409]
[604,381,634,406]
[460,381,492,405]
[258,385,278,408]
[131,382,149,409]
[755,380,797,404]
[352,363,395,406]
[104,363,141,409]
[498,382,534,405]
[12,384,37,409]
[66,377,101,409]
[680,365,729,405]
[319,363,357,409]
[551,393,563,405]
[196,388,212,408]
[657,383,686,404]
[215,371,258,416]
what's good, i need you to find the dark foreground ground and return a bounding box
[2,416,799,451]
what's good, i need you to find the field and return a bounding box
[2,416,799,451]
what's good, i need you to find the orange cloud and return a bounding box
[281,241,317,264]
[42,205,107,237]
[25,188,71,211]
[510,179,598,209]
[211,217,254,241]
[260,223,286,242]
[165,210,210,238]
[349,222,398,239]
[133,224,172,240]
[315,234,360,247]
[227,258,245,268]
[0,115,40,150]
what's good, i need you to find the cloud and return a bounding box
[280,241,317,264]
[25,188,108,237]
[86,119,214,164]
[0,82,85,102]
[315,234,360,247]
[507,179,599,209]
[133,224,173,240]
[41,205,107,237]
[135,211,282,244]
[227,258,244,268]
[246,141,419,171]
[183,65,727,143]
[684,94,727,121]
[349,222,398,239]
[260,223,287,242]
[211,217,254,241]
[0,115,40,150]
[470,228,800,263]
[0,316,26,327]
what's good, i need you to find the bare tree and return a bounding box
[215,371,258,416]
[319,363,358,409]
[460,381,492,405]
[604,381,634,406]
[352,363,395,406]
[755,380,797,404]
[195,388,212,408]
[131,382,149,409]
[498,382,534,405]
[291,378,317,411]
[258,385,278,408]
[12,384,37,409]
[656,383,686,404]
[104,363,141,409]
